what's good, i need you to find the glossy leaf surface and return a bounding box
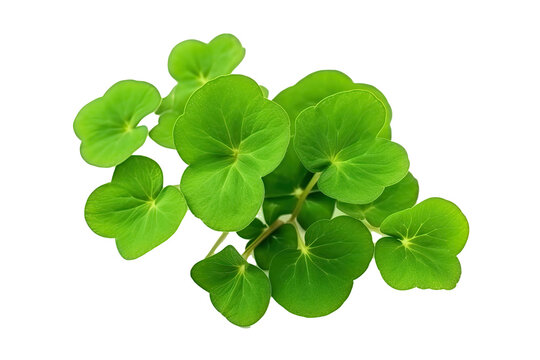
[84,156,187,259]
[375,198,469,290]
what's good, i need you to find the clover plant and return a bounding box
[75,34,470,326]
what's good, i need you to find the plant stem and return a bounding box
[242,172,322,259]
[242,219,283,259]
[206,232,229,258]
[360,220,384,236]
[289,172,321,223]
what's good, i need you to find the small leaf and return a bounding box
[375,198,469,290]
[237,218,266,240]
[245,223,298,270]
[338,172,419,227]
[269,217,373,317]
[150,34,245,148]
[84,156,187,259]
[294,91,409,204]
[174,75,289,231]
[273,70,392,138]
[191,245,271,327]
[263,192,335,230]
[74,80,161,167]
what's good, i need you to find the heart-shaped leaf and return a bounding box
[84,156,187,259]
[241,222,298,270]
[294,90,409,204]
[338,172,419,228]
[269,216,373,317]
[191,245,271,327]
[274,70,392,138]
[150,34,246,148]
[174,75,290,231]
[74,80,161,167]
[375,197,469,290]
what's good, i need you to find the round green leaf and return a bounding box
[269,216,374,317]
[294,90,409,204]
[244,223,298,270]
[174,75,290,231]
[375,197,469,290]
[273,70,392,138]
[74,80,161,167]
[338,172,419,227]
[84,156,187,260]
[191,245,271,327]
[237,218,266,240]
[150,34,246,149]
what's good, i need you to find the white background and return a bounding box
[1,0,539,359]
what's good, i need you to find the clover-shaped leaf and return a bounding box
[274,70,392,138]
[174,75,290,231]
[84,156,187,259]
[294,90,409,204]
[191,245,271,327]
[240,221,297,270]
[338,172,419,228]
[150,34,246,148]
[375,198,469,290]
[269,216,373,317]
[74,80,161,167]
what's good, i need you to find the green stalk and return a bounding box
[205,232,229,258]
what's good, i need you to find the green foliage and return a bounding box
[174,75,289,231]
[191,245,271,327]
[74,80,161,167]
[75,34,469,326]
[375,198,469,290]
[150,34,245,148]
[84,156,187,259]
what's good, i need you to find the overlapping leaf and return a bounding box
[269,217,373,317]
[150,34,245,148]
[191,245,271,326]
[294,91,409,204]
[74,80,161,167]
[375,198,469,290]
[239,220,297,270]
[338,172,419,228]
[174,75,289,231]
[85,156,187,259]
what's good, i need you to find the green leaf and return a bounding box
[237,218,266,240]
[150,34,245,149]
[269,216,373,317]
[244,223,297,270]
[294,90,409,204]
[273,70,392,138]
[174,75,290,231]
[375,198,469,290]
[84,156,187,259]
[338,172,419,228]
[74,80,161,167]
[191,245,271,327]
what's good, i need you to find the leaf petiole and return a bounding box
[206,232,229,258]
[242,219,283,259]
[288,172,321,222]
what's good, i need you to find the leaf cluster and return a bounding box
[75,34,469,326]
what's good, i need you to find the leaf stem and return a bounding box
[206,232,229,258]
[242,219,283,259]
[289,172,321,223]
[360,220,384,236]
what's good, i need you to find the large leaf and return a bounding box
[174,75,289,231]
[294,90,409,204]
[269,216,373,317]
[375,198,469,290]
[273,70,392,138]
[84,156,187,259]
[74,80,161,167]
[191,245,271,327]
[338,172,419,228]
[150,34,245,148]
